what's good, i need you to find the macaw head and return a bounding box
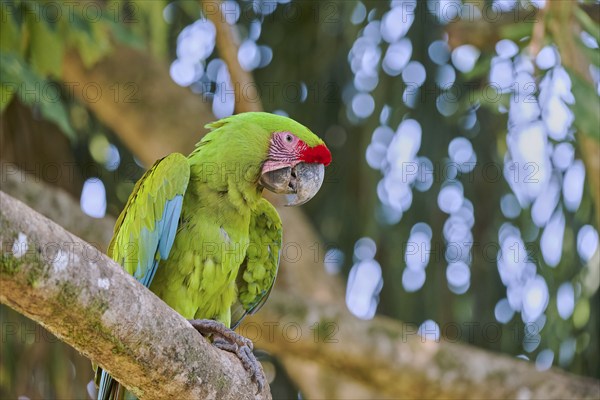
[258,117,331,206]
[204,112,331,206]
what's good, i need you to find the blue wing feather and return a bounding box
[158,195,183,258]
[98,371,111,400]
[133,195,183,288]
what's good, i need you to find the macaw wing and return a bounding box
[108,152,190,287]
[231,199,283,329]
[97,153,190,400]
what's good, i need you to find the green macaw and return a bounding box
[95,112,331,399]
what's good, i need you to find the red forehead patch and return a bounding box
[300,143,332,166]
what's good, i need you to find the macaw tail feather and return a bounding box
[96,368,133,400]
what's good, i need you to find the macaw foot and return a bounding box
[188,319,265,393]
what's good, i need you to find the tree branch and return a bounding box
[1,164,115,251]
[1,165,347,398]
[61,46,214,167]
[0,191,270,400]
[242,291,600,399]
[4,169,600,398]
[202,0,262,113]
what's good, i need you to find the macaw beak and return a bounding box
[260,163,325,206]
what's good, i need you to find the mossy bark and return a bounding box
[242,291,600,399]
[0,191,270,400]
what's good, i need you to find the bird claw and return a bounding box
[189,319,264,393]
[213,337,265,393]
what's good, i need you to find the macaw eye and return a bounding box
[285,134,293,143]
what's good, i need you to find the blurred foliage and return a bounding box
[0,306,94,399]
[0,0,110,134]
[0,0,599,398]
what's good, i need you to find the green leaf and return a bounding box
[462,55,492,81]
[577,38,600,67]
[574,6,600,44]
[132,0,168,58]
[0,52,76,139]
[499,22,534,43]
[0,51,22,110]
[67,17,111,68]
[567,67,600,142]
[105,19,145,49]
[471,87,511,114]
[27,15,65,77]
[37,90,76,140]
[0,2,27,56]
